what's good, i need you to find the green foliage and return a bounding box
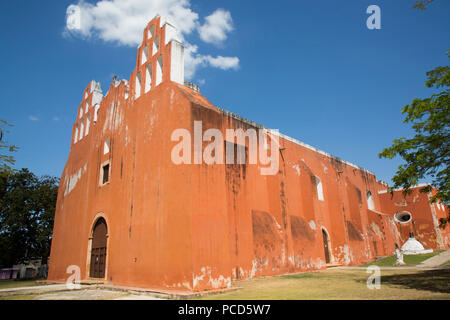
[379,51,449,226]
[0,169,59,268]
[0,119,19,172]
[413,0,434,10]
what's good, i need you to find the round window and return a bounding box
[394,211,412,224]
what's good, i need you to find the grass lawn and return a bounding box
[440,260,450,267]
[0,279,46,290]
[361,251,443,267]
[1,269,449,300]
[197,269,450,300]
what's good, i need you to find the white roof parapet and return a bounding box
[164,22,182,45]
[90,80,103,106]
[184,81,200,92]
[90,80,102,94]
[377,180,390,187]
[170,40,184,85]
[377,183,432,194]
[215,106,375,175]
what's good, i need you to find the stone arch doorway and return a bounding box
[89,217,108,279]
[322,228,332,264]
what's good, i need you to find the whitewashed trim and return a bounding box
[377,183,431,194]
[215,106,375,175]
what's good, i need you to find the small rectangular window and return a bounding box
[74,125,79,144]
[102,163,110,185]
[149,25,155,39]
[156,55,163,86]
[104,139,110,154]
[79,120,84,141]
[85,115,90,136]
[142,46,148,65]
[94,105,100,122]
[153,37,159,56]
[367,191,375,210]
[135,72,142,99]
[314,176,324,201]
[145,64,152,93]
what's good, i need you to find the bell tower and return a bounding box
[132,15,185,100]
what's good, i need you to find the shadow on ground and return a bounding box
[361,269,450,294]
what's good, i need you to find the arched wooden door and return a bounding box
[90,218,107,278]
[322,229,331,264]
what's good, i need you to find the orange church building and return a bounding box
[47,16,449,292]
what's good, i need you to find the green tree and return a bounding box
[0,169,59,268]
[379,51,449,228]
[0,119,19,172]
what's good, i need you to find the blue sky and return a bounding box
[0,0,449,185]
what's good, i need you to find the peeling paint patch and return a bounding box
[289,255,325,270]
[292,164,301,176]
[102,104,116,134]
[250,258,265,278]
[170,88,175,110]
[64,166,85,196]
[309,220,316,230]
[182,281,192,290]
[114,106,124,131]
[124,125,130,146]
[335,245,352,265]
[193,266,231,290]
[370,222,383,239]
[394,200,408,207]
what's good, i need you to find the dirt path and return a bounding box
[418,250,450,268]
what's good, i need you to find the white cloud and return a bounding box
[183,44,207,79]
[65,0,198,46]
[205,56,239,70]
[28,116,39,121]
[183,44,239,79]
[65,0,239,79]
[198,9,234,45]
